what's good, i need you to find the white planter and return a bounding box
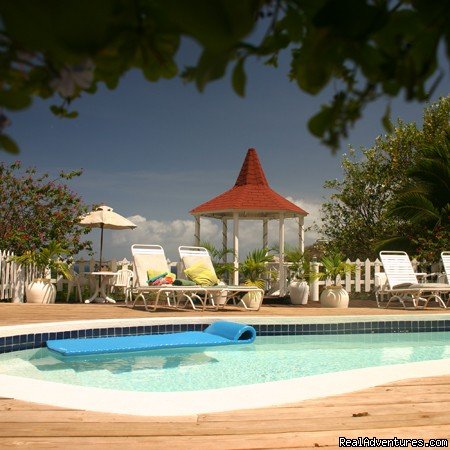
[212,290,228,306]
[289,280,309,305]
[241,291,263,309]
[320,286,349,308]
[25,279,56,304]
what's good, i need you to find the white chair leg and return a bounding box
[66,282,72,302]
[427,293,446,308]
[76,282,83,303]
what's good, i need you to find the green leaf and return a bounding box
[50,105,64,116]
[308,106,334,138]
[65,111,79,119]
[49,105,78,119]
[382,80,401,96]
[280,7,305,41]
[0,90,32,110]
[103,74,120,90]
[0,134,19,154]
[160,60,178,79]
[290,33,335,94]
[142,63,161,82]
[0,0,127,58]
[381,103,393,133]
[195,50,230,91]
[313,0,387,40]
[264,55,278,68]
[258,32,291,55]
[232,59,246,97]
[156,0,259,50]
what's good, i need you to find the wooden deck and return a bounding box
[1,301,449,449]
[2,298,449,326]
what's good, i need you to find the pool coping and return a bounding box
[2,312,450,337]
[0,314,449,416]
[0,359,449,416]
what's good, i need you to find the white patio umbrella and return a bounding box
[79,205,137,269]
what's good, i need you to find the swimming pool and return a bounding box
[0,314,449,415]
[1,331,449,392]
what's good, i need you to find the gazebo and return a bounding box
[190,148,308,294]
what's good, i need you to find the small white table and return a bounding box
[84,271,117,304]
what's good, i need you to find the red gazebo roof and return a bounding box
[191,148,308,219]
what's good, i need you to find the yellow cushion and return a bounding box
[184,262,218,286]
[182,255,215,272]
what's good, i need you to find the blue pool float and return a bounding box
[46,321,256,356]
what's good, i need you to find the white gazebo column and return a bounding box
[194,216,201,246]
[298,216,305,253]
[222,219,228,261]
[233,212,239,285]
[278,214,285,296]
[262,219,268,249]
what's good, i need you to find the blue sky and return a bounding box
[3,38,449,262]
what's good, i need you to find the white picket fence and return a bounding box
[0,249,422,303]
[309,258,388,302]
[0,250,41,302]
[0,251,133,302]
[259,257,423,300]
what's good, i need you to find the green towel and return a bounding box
[173,279,196,286]
[147,272,167,283]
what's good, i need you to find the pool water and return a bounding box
[0,332,449,392]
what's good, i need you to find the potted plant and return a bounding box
[239,248,274,308]
[319,252,354,308]
[200,242,235,282]
[285,247,311,305]
[11,241,72,303]
[201,242,236,305]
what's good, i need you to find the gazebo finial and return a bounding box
[234,148,269,187]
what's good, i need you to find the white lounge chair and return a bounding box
[442,252,450,281]
[441,252,450,305]
[130,244,207,311]
[178,246,265,311]
[379,251,450,309]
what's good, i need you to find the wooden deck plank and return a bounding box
[1,300,449,326]
[2,413,450,437]
[0,302,449,448]
[199,401,450,422]
[0,410,198,423]
[0,426,449,450]
[0,399,73,412]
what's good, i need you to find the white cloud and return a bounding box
[285,196,323,244]
[108,216,219,261]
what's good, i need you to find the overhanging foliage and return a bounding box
[0,0,449,153]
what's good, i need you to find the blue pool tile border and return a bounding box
[0,320,449,353]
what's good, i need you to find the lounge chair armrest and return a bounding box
[418,272,441,282]
[374,273,387,289]
[414,272,430,282]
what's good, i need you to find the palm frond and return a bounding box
[388,192,440,223]
[388,133,450,229]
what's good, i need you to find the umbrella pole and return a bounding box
[98,224,104,289]
[99,224,104,269]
